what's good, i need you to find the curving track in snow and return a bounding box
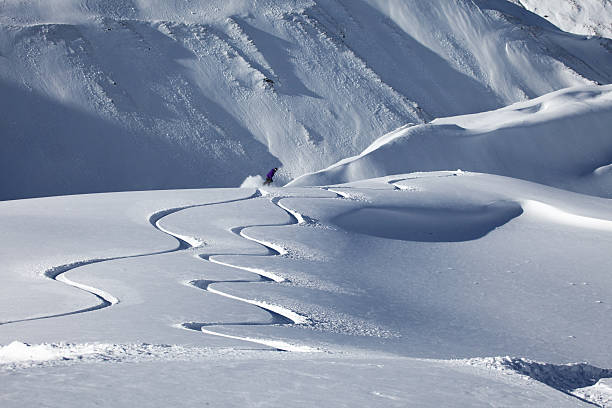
[0,259,119,326]
[0,193,259,327]
[171,194,315,352]
[1,188,316,352]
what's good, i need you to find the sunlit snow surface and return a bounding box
[1,171,612,406]
[1,0,612,200]
[290,84,612,197]
[1,2,612,405]
[510,0,612,38]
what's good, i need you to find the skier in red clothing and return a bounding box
[263,168,278,185]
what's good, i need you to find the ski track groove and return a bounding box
[0,185,316,351]
[4,180,610,405]
[151,191,314,352]
[0,192,260,326]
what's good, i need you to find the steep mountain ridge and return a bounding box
[290,84,612,198]
[0,0,610,200]
[508,0,612,38]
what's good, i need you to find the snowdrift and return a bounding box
[290,84,612,198]
[1,0,611,200]
[332,201,523,242]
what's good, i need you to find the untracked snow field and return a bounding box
[1,171,612,406]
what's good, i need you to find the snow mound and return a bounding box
[332,201,522,242]
[466,356,612,407]
[522,200,612,232]
[0,341,98,364]
[574,378,612,408]
[290,84,612,198]
[0,341,258,368]
[501,357,612,392]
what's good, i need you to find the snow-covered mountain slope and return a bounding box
[290,84,612,197]
[1,351,595,408]
[1,174,612,406]
[1,0,611,200]
[509,0,612,38]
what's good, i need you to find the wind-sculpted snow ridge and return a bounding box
[0,340,304,371]
[321,173,524,243]
[383,173,612,238]
[332,202,523,242]
[521,200,612,232]
[289,84,612,198]
[464,356,612,407]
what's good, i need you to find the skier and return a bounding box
[263,167,278,185]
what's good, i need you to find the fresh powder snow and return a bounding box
[0,0,611,200]
[1,1,611,407]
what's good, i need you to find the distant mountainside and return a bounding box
[507,0,612,38]
[290,84,612,199]
[1,0,611,200]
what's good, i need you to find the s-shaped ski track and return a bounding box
[172,193,316,352]
[0,192,259,326]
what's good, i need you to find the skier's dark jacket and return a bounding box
[266,168,277,179]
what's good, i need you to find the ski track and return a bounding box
[1,188,317,352]
[153,192,315,352]
[152,181,612,356]
[0,193,260,326]
[322,187,353,198]
[3,182,612,405]
[387,172,463,190]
